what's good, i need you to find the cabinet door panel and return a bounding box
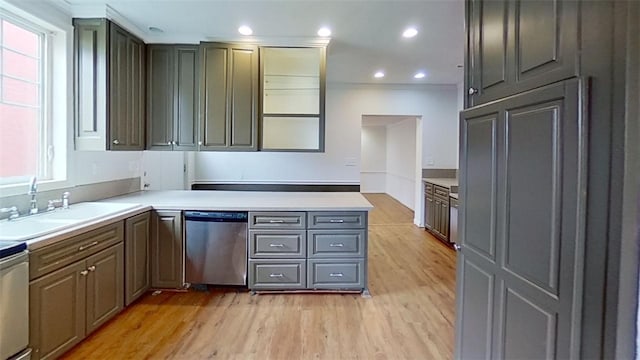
[229,47,257,149]
[174,46,199,150]
[456,80,585,360]
[201,46,228,148]
[29,261,86,360]
[108,24,130,149]
[128,36,145,149]
[146,45,174,150]
[151,210,183,288]
[511,0,578,87]
[85,244,124,334]
[125,212,150,305]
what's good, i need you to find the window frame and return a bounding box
[0,3,69,197]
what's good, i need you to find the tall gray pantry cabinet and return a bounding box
[456,0,635,359]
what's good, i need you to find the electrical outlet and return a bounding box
[344,157,357,166]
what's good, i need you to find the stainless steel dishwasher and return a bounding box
[1,241,32,360]
[184,211,248,286]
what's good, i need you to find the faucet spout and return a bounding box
[28,176,37,195]
[28,176,38,214]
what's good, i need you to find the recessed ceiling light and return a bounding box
[317,27,331,37]
[238,25,253,36]
[402,27,418,38]
[414,72,426,79]
[148,26,164,33]
[374,71,385,78]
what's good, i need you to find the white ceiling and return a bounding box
[59,0,465,85]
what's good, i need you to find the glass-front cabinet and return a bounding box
[260,47,325,151]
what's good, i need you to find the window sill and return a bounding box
[0,178,72,197]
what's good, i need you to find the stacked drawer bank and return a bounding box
[248,211,368,294]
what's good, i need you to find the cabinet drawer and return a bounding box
[425,182,434,195]
[307,212,366,229]
[249,230,306,258]
[307,230,366,258]
[307,259,365,290]
[248,259,306,290]
[434,186,450,199]
[249,212,306,229]
[30,222,124,280]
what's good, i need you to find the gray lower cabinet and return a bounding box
[424,182,451,242]
[248,259,306,290]
[248,211,368,292]
[125,212,151,305]
[307,259,365,290]
[29,238,124,360]
[150,210,184,289]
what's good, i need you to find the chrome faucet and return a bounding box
[28,176,38,214]
[62,192,70,209]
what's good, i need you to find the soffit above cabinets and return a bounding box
[56,0,464,86]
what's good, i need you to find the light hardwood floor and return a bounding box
[62,193,457,360]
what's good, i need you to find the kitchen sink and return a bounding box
[0,202,140,241]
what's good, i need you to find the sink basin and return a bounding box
[0,202,140,241]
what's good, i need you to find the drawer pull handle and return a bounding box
[329,243,344,247]
[269,273,284,278]
[329,219,344,223]
[80,270,89,276]
[88,265,96,272]
[269,244,285,248]
[268,220,285,223]
[78,241,99,251]
[329,273,344,277]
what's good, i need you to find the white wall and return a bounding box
[194,83,459,184]
[360,126,387,193]
[386,118,417,209]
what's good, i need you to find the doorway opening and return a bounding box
[360,115,423,225]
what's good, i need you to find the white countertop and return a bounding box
[16,191,372,250]
[422,178,459,189]
[105,190,374,212]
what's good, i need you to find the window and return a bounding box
[0,14,50,185]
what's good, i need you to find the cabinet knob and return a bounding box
[198,141,203,146]
[468,87,478,95]
[167,141,172,145]
[172,141,177,145]
[112,139,120,145]
[453,244,461,252]
[88,265,96,272]
[80,270,89,276]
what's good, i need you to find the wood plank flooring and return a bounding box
[61,193,457,360]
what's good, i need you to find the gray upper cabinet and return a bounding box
[467,0,578,107]
[74,18,145,151]
[200,42,258,151]
[147,45,199,151]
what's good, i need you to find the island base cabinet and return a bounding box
[307,259,365,290]
[29,243,124,360]
[248,259,306,290]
